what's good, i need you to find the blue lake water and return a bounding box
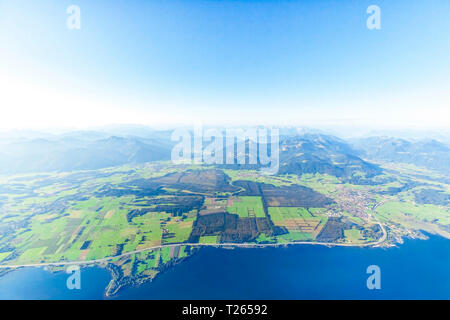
[0,234,449,300]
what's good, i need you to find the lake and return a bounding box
[0,234,448,299]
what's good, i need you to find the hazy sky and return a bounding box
[0,0,449,130]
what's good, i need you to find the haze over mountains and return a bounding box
[352,137,450,175]
[0,126,448,177]
[0,130,173,174]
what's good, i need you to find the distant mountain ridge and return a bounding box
[278,134,382,181]
[352,136,450,175]
[217,133,382,182]
[0,135,173,174]
[1,128,447,179]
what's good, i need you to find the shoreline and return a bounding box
[0,235,388,270]
[1,232,447,299]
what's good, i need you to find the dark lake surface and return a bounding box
[0,234,448,299]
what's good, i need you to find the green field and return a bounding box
[0,252,12,262]
[226,196,266,218]
[269,207,314,222]
[268,207,328,241]
[277,231,314,242]
[344,228,364,242]
[0,161,449,296]
[199,235,218,244]
[377,201,450,225]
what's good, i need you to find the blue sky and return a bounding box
[0,0,449,129]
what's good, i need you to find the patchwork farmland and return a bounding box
[0,163,448,296]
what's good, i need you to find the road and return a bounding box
[0,203,387,270]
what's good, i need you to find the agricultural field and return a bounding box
[344,228,365,243]
[226,196,265,218]
[268,207,328,240]
[0,161,449,296]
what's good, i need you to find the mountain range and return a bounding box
[0,127,448,178]
[352,136,450,175]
